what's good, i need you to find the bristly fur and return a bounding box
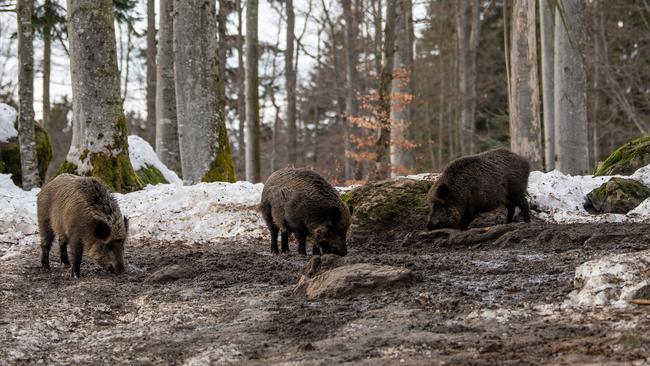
[260,168,350,256]
[37,174,127,277]
[427,149,531,230]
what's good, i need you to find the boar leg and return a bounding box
[516,197,531,223]
[59,237,70,267]
[281,232,289,253]
[40,226,54,271]
[506,203,515,223]
[459,210,475,230]
[70,242,83,278]
[270,226,280,254]
[295,230,308,255]
[312,245,321,256]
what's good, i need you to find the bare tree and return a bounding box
[17,0,40,189]
[146,0,156,136]
[174,0,235,183]
[286,0,297,166]
[343,0,358,181]
[554,0,588,175]
[62,0,141,192]
[245,0,261,182]
[236,0,246,173]
[539,0,554,171]
[42,0,52,128]
[155,0,181,175]
[508,0,543,170]
[389,0,414,177]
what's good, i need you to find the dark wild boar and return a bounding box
[427,149,531,230]
[37,174,128,278]
[260,168,350,256]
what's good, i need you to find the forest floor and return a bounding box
[2,222,650,365]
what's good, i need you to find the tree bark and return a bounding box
[42,0,52,129]
[389,0,413,177]
[63,0,141,192]
[146,0,157,140]
[554,0,589,175]
[455,0,479,156]
[372,0,396,181]
[17,0,40,189]
[155,0,181,175]
[342,0,358,181]
[245,0,261,182]
[217,0,228,106]
[285,0,297,166]
[508,0,543,171]
[539,0,554,171]
[174,0,235,184]
[236,0,246,173]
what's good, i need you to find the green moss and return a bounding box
[0,124,52,187]
[595,135,650,176]
[56,160,79,176]
[585,177,650,214]
[201,117,236,183]
[341,178,433,233]
[136,164,169,185]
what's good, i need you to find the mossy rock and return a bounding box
[136,164,169,185]
[584,178,650,214]
[594,135,650,176]
[0,124,52,188]
[341,177,435,234]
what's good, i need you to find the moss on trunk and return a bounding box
[89,149,143,193]
[0,124,52,187]
[136,164,169,185]
[595,135,650,176]
[202,121,236,183]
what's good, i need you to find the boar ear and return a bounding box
[330,207,342,223]
[436,184,449,199]
[94,220,111,240]
[123,216,129,233]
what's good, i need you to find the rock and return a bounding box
[341,176,437,234]
[595,135,650,176]
[145,264,187,283]
[135,164,169,185]
[584,177,650,214]
[295,257,414,299]
[567,249,650,307]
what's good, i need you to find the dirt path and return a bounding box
[2,223,650,365]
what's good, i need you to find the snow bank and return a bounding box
[128,135,182,185]
[566,250,650,307]
[0,174,39,259]
[0,103,18,142]
[116,181,266,243]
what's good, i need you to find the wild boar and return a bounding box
[427,149,531,230]
[260,168,350,256]
[37,174,128,278]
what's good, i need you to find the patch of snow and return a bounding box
[0,103,18,142]
[566,250,650,307]
[127,135,182,185]
[0,174,39,260]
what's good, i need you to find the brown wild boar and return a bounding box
[260,168,350,256]
[427,149,531,230]
[37,174,128,278]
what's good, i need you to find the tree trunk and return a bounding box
[554,0,588,175]
[217,0,228,106]
[17,0,40,189]
[342,0,359,181]
[174,0,235,184]
[236,0,246,174]
[455,0,479,156]
[146,0,157,139]
[245,0,261,182]
[155,0,181,175]
[285,0,297,166]
[389,0,413,177]
[539,0,554,171]
[508,0,543,170]
[42,0,52,129]
[372,0,396,181]
[62,0,141,192]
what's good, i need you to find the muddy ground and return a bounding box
[2,222,650,365]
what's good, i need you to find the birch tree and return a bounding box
[174,0,235,184]
[245,0,261,182]
[155,0,181,175]
[17,0,40,189]
[389,0,414,177]
[554,0,588,175]
[539,0,554,170]
[146,0,156,135]
[286,0,297,166]
[60,0,141,192]
[508,0,543,170]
